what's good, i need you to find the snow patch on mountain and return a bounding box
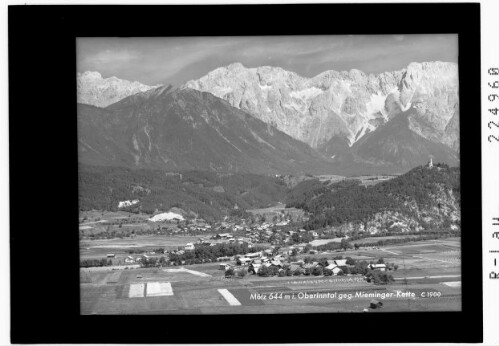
[290,87,323,100]
[366,92,389,119]
[183,61,459,150]
[401,102,412,112]
[213,86,234,96]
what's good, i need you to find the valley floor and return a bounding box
[80,238,461,314]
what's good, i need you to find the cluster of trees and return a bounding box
[168,242,259,265]
[288,232,316,245]
[284,179,329,210]
[225,267,247,278]
[80,258,113,267]
[249,264,330,277]
[352,232,459,248]
[140,256,168,268]
[366,270,395,284]
[319,230,351,239]
[312,232,459,254]
[315,239,353,252]
[237,255,398,281]
[256,264,297,277]
[80,226,171,240]
[79,165,288,221]
[126,247,164,254]
[379,164,460,207]
[285,165,460,231]
[301,255,398,275]
[251,262,395,279]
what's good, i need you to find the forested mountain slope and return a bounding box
[285,164,460,233]
[79,165,288,221]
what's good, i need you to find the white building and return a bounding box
[325,264,343,275]
[149,212,184,222]
[369,263,387,271]
[118,199,139,208]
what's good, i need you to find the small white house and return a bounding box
[237,257,251,265]
[334,259,348,267]
[246,252,261,258]
[184,243,195,251]
[325,264,343,275]
[369,263,387,271]
[219,263,232,270]
[124,256,135,263]
[118,199,139,208]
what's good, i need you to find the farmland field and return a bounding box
[309,238,344,246]
[354,175,398,186]
[247,203,305,221]
[351,235,420,245]
[80,210,148,223]
[81,238,461,314]
[80,234,216,259]
[81,234,212,249]
[316,175,345,183]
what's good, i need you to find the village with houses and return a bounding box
[80,208,388,272]
[80,198,461,314]
[79,158,462,314]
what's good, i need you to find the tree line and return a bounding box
[285,164,460,231]
[80,258,113,267]
[79,164,288,221]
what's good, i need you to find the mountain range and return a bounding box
[184,61,459,152]
[77,61,460,175]
[77,71,162,108]
[78,86,337,175]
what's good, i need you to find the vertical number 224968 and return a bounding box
[488,68,499,143]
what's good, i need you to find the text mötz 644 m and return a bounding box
[250,290,441,301]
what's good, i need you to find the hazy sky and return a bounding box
[77,35,458,86]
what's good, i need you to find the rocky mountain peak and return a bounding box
[183,61,459,152]
[77,71,162,108]
[227,62,245,70]
[78,71,102,79]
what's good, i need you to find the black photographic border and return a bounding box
[9,3,482,344]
